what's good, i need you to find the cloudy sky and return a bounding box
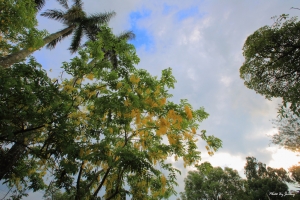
[2,0,300,199]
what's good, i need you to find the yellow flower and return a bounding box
[160,97,167,105]
[161,175,166,186]
[79,148,84,157]
[192,127,196,134]
[130,75,140,84]
[184,105,193,120]
[124,99,130,106]
[76,78,82,84]
[116,82,122,89]
[86,73,94,80]
[174,155,178,161]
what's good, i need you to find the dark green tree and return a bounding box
[181,158,294,200]
[240,15,300,116]
[180,162,249,200]
[0,56,73,178]
[244,157,292,200]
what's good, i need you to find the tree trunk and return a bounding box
[0,137,29,180]
[0,25,76,68]
[0,127,44,180]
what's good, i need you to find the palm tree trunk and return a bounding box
[0,25,76,68]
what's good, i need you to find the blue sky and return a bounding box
[129,9,154,50]
[1,0,300,199]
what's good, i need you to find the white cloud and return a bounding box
[204,152,245,172]
[267,147,299,170]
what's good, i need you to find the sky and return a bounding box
[1,0,300,199]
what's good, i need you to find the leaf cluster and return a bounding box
[181,157,295,200]
[0,0,48,57]
[240,16,300,116]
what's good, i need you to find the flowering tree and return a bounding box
[0,26,222,199]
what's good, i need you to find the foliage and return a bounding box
[43,183,74,200]
[181,157,294,200]
[180,162,249,200]
[244,157,292,200]
[289,165,300,184]
[0,0,48,57]
[287,165,300,199]
[0,57,72,195]
[240,15,300,116]
[0,26,222,199]
[272,106,300,153]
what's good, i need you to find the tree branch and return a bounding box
[75,161,84,200]
[93,167,111,197]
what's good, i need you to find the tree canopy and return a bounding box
[0,1,222,199]
[180,157,295,200]
[240,15,300,116]
[244,156,292,200]
[180,162,248,200]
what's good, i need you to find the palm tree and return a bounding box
[0,0,116,68]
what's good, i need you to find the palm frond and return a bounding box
[85,12,116,27]
[46,28,74,49]
[69,26,84,54]
[84,25,101,41]
[41,9,68,24]
[79,27,98,49]
[35,0,46,10]
[35,0,68,10]
[72,0,83,9]
[117,31,136,41]
[64,6,86,24]
[57,0,69,9]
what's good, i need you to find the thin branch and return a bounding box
[86,169,104,190]
[0,187,12,200]
[75,161,84,200]
[106,168,125,200]
[12,125,45,135]
[93,167,111,197]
